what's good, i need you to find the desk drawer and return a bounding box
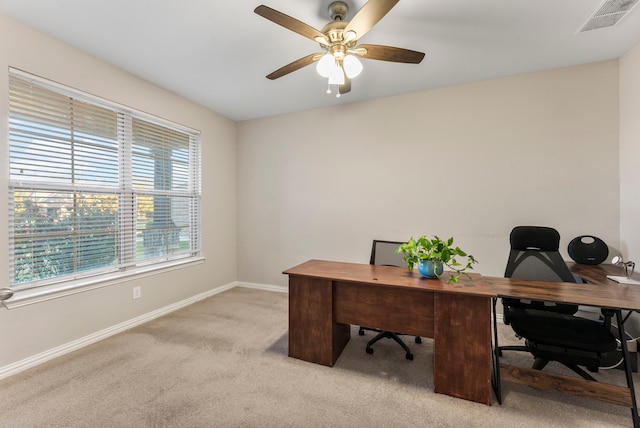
[333,281,435,338]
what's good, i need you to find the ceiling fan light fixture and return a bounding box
[255,1,425,97]
[316,53,335,78]
[343,55,363,78]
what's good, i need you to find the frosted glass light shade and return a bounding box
[316,54,335,78]
[328,64,345,84]
[343,55,363,78]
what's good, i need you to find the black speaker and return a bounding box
[567,235,609,265]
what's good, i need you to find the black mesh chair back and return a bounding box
[503,226,578,315]
[505,225,576,282]
[370,240,405,267]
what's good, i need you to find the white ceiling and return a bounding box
[1,0,640,122]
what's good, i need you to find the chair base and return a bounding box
[359,327,421,343]
[497,344,599,381]
[365,330,414,360]
[532,357,598,381]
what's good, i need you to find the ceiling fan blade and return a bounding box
[339,77,351,95]
[354,44,425,64]
[255,5,328,44]
[344,0,399,40]
[266,53,322,80]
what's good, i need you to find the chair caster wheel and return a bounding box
[366,348,373,355]
[406,353,414,361]
[415,337,422,344]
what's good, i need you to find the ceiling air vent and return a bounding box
[578,0,640,32]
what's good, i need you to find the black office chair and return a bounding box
[498,226,618,380]
[359,240,421,360]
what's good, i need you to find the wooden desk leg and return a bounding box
[491,298,503,404]
[288,276,350,367]
[434,293,492,405]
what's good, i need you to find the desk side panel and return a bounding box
[333,282,435,338]
[434,294,492,405]
[288,276,349,366]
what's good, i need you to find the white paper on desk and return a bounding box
[607,275,640,285]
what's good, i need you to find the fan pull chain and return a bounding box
[325,81,341,97]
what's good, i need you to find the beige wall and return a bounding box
[620,43,640,263]
[237,60,621,285]
[0,16,237,368]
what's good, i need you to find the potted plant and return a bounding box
[396,235,478,283]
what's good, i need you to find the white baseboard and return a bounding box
[237,281,288,293]
[0,281,238,380]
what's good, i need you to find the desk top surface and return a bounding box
[284,259,640,311]
[568,262,640,285]
[488,276,640,311]
[284,259,496,298]
[488,262,640,311]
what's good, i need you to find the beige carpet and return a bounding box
[0,287,636,427]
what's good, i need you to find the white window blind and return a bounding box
[8,70,201,294]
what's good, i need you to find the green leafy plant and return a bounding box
[396,235,478,283]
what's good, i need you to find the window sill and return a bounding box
[2,257,205,309]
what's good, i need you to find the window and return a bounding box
[8,69,201,299]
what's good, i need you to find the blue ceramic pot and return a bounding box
[418,259,444,278]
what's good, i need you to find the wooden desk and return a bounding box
[283,259,497,405]
[489,263,640,427]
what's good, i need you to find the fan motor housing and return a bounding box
[321,21,348,42]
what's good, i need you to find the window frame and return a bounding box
[6,68,203,308]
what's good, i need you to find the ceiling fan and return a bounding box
[254,0,425,97]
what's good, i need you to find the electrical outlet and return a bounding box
[133,286,141,299]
